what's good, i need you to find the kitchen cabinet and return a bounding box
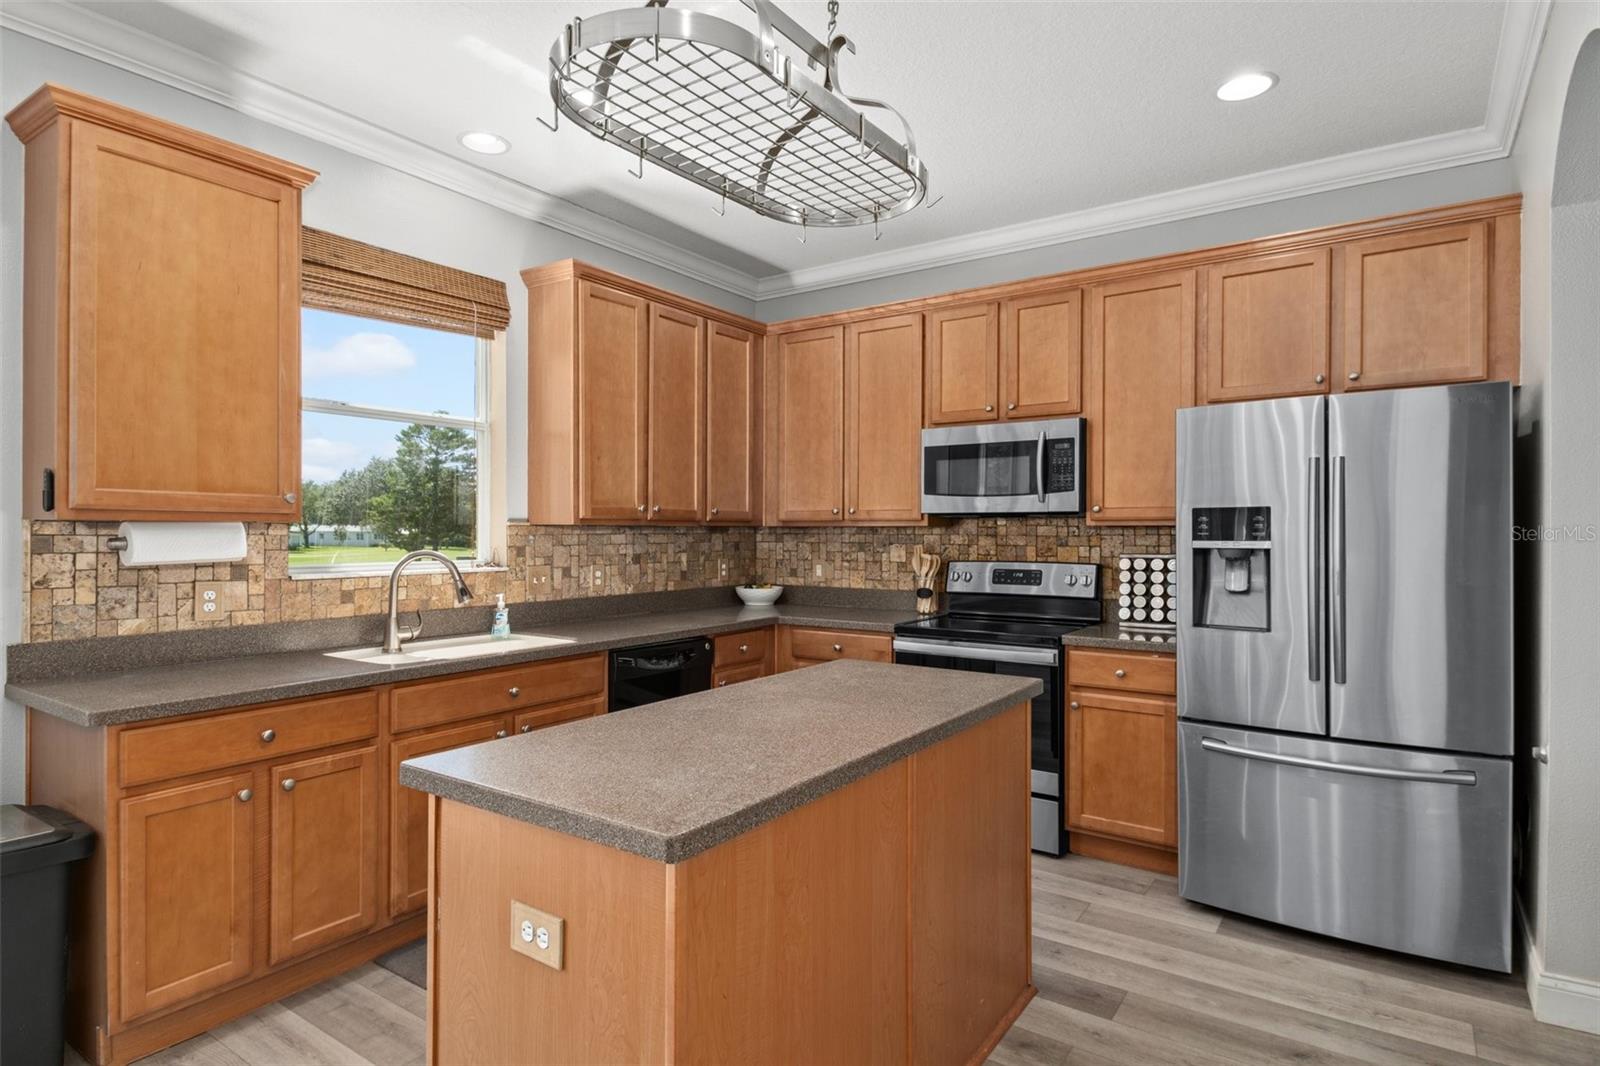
[776,626,894,671]
[1085,269,1196,525]
[6,84,316,521]
[925,303,1000,424]
[389,654,606,733]
[713,662,765,689]
[525,262,766,525]
[713,628,774,688]
[1336,221,1489,390]
[1002,288,1083,418]
[118,772,257,1020]
[706,320,761,523]
[769,326,846,522]
[1201,249,1330,402]
[269,748,379,964]
[845,314,924,523]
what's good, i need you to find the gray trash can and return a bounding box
[2,805,96,1066]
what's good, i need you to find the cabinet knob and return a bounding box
[831,508,840,515]
[1007,402,1017,411]
[832,643,843,652]
[717,679,728,687]
[739,643,749,653]
[984,405,994,412]
[260,728,275,743]
[1314,373,1326,384]
[1114,669,1126,678]
[281,778,296,792]
[1348,371,1360,381]
[637,504,646,512]
[283,492,296,504]
[508,686,521,698]
[1069,702,1079,710]
[237,788,253,802]
[1091,505,1102,513]
[847,507,856,515]
[496,729,509,739]
[710,507,719,516]
[652,505,661,513]
[520,724,533,733]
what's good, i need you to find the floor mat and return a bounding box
[375,937,427,989]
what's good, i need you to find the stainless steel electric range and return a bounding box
[892,560,1102,855]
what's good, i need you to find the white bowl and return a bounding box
[735,585,783,606]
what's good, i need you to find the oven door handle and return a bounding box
[892,637,1059,666]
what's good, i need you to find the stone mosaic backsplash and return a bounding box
[21,516,1168,643]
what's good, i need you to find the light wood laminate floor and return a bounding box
[100,854,1593,1066]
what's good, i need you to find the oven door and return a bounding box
[921,418,1083,515]
[892,637,1064,853]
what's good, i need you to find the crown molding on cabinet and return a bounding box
[2,0,1550,306]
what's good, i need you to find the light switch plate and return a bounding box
[509,900,564,970]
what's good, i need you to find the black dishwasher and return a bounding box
[608,636,713,711]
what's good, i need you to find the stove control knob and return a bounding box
[1064,574,1077,586]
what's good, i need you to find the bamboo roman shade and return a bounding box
[301,227,511,338]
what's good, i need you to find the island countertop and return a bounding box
[400,659,1041,863]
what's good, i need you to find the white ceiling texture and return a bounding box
[1,1,1549,299]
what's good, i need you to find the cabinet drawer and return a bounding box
[786,627,893,664]
[714,628,771,668]
[713,662,765,689]
[120,690,378,788]
[391,654,606,733]
[1067,648,1176,696]
[515,694,607,735]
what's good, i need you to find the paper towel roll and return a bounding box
[116,522,248,567]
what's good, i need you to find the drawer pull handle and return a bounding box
[237,788,253,802]
[520,724,533,733]
[496,729,509,739]
[281,778,296,792]
[260,728,275,743]
[1114,669,1126,678]
[832,643,843,652]
[738,643,749,653]
[508,687,521,698]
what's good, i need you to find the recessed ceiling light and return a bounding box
[458,130,510,155]
[1216,72,1278,102]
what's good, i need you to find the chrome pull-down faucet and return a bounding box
[384,550,474,653]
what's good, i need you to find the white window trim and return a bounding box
[293,329,497,578]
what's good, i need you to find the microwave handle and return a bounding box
[1036,430,1047,503]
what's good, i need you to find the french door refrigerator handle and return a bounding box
[1308,456,1324,683]
[1036,430,1048,503]
[1330,455,1347,685]
[1199,737,1476,785]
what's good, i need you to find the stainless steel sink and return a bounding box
[324,632,576,666]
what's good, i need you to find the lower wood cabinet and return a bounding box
[776,626,894,671]
[118,772,256,1021]
[712,627,774,688]
[269,748,379,964]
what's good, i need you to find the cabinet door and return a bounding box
[1002,289,1082,418]
[647,303,706,521]
[1202,249,1330,402]
[1067,691,1176,847]
[577,280,649,520]
[1086,270,1196,524]
[925,303,999,424]
[119,772,255,1020]
[1337,222,1488,390]
[389,717,509,918]
[845,314,924,523]
[67,123,299,517]
[772,327,845,522]
[706,320,760,524]
[269,747,379,964]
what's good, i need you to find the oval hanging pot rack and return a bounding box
[543,0,929,231]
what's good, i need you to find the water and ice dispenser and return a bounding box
[1190,506,1271,631]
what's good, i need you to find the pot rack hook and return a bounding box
[538,99,560,133]
[797,209,808,244]
[629,136,647,179]
[712,179,728,216]
[872,204,882,241]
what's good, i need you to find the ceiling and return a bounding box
[2,1,1547,298]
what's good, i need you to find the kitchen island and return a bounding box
[400,659,1041,1066]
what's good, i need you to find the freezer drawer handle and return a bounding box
[892,637,1059,667]
[1199,738,1476,785]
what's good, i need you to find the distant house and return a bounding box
[289,525,382,548]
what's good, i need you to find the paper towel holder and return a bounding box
[110,522,250,567]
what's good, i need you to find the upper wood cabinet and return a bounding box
[769,326,846,522]
[924,303,999,424]
[1201,249,1330,402]
[7,85,316,521]
[1001,288,1083,418]
[1085,270,1196,525]
[1336,221,1489,390]
[525,262,764,525]
[845,314,924,523]
[705,321,761,524]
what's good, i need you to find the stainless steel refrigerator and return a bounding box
[1176,380,1513,972]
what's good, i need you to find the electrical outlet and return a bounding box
[815,563,823,577]
[509,900,564,970]
[720,561,728,578]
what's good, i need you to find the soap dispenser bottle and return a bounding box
[490,593,511,639]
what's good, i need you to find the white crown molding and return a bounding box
[0,2,763,301]
[2,0,1552,307]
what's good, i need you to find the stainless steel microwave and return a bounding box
[921,417,1084,515]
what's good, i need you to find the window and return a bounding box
[293,308,491,573]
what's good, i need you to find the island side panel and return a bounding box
[668,759,910,1064]
[428,798,669,1065]
[909,702,1034,1066]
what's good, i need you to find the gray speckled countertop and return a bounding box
[6,604,915,727]
[400,660,1040,863]
[1064,621,1178,653]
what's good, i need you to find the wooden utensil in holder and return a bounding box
[912,546,943,615]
